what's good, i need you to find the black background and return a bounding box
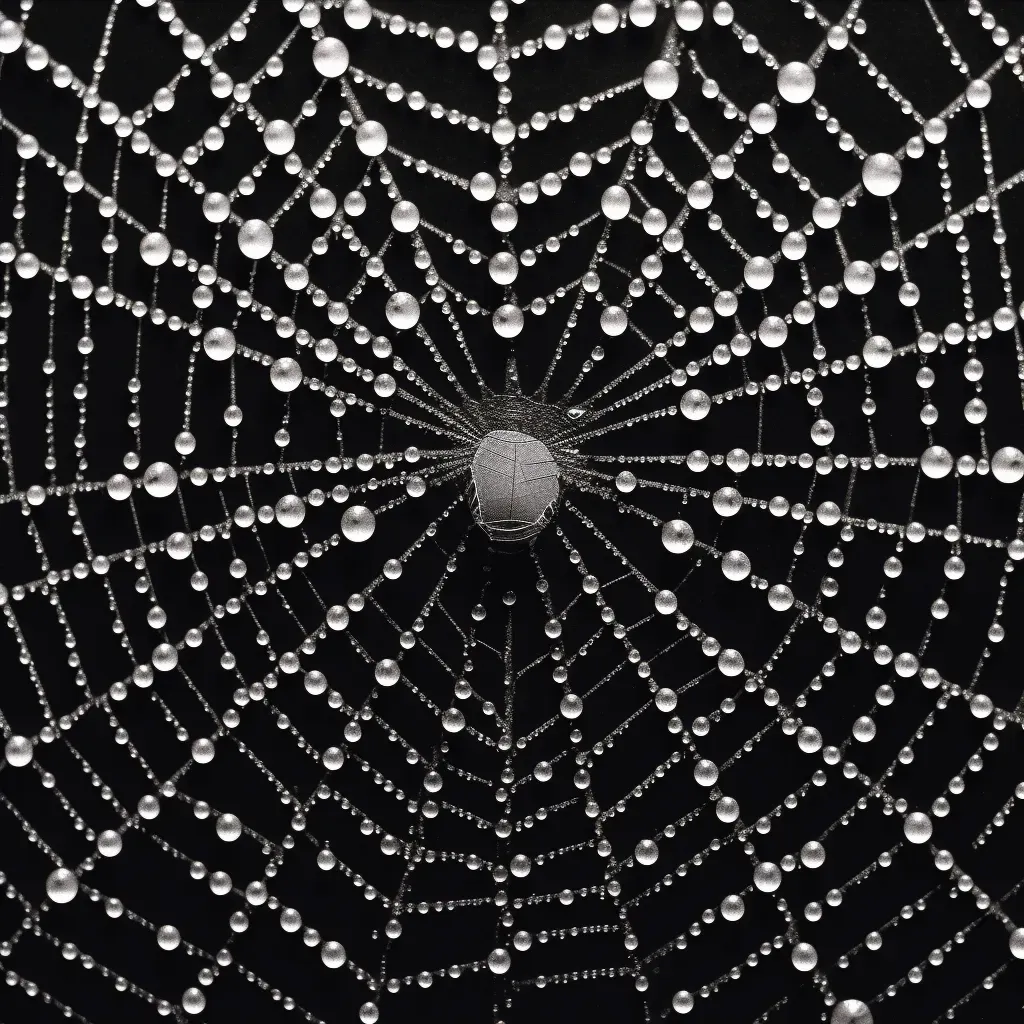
[2,1,1024,1022]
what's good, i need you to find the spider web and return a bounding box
[1,1,1024,1023]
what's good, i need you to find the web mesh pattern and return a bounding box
[1,2,1024,1024]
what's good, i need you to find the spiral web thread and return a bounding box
[1,1,1024,1023]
